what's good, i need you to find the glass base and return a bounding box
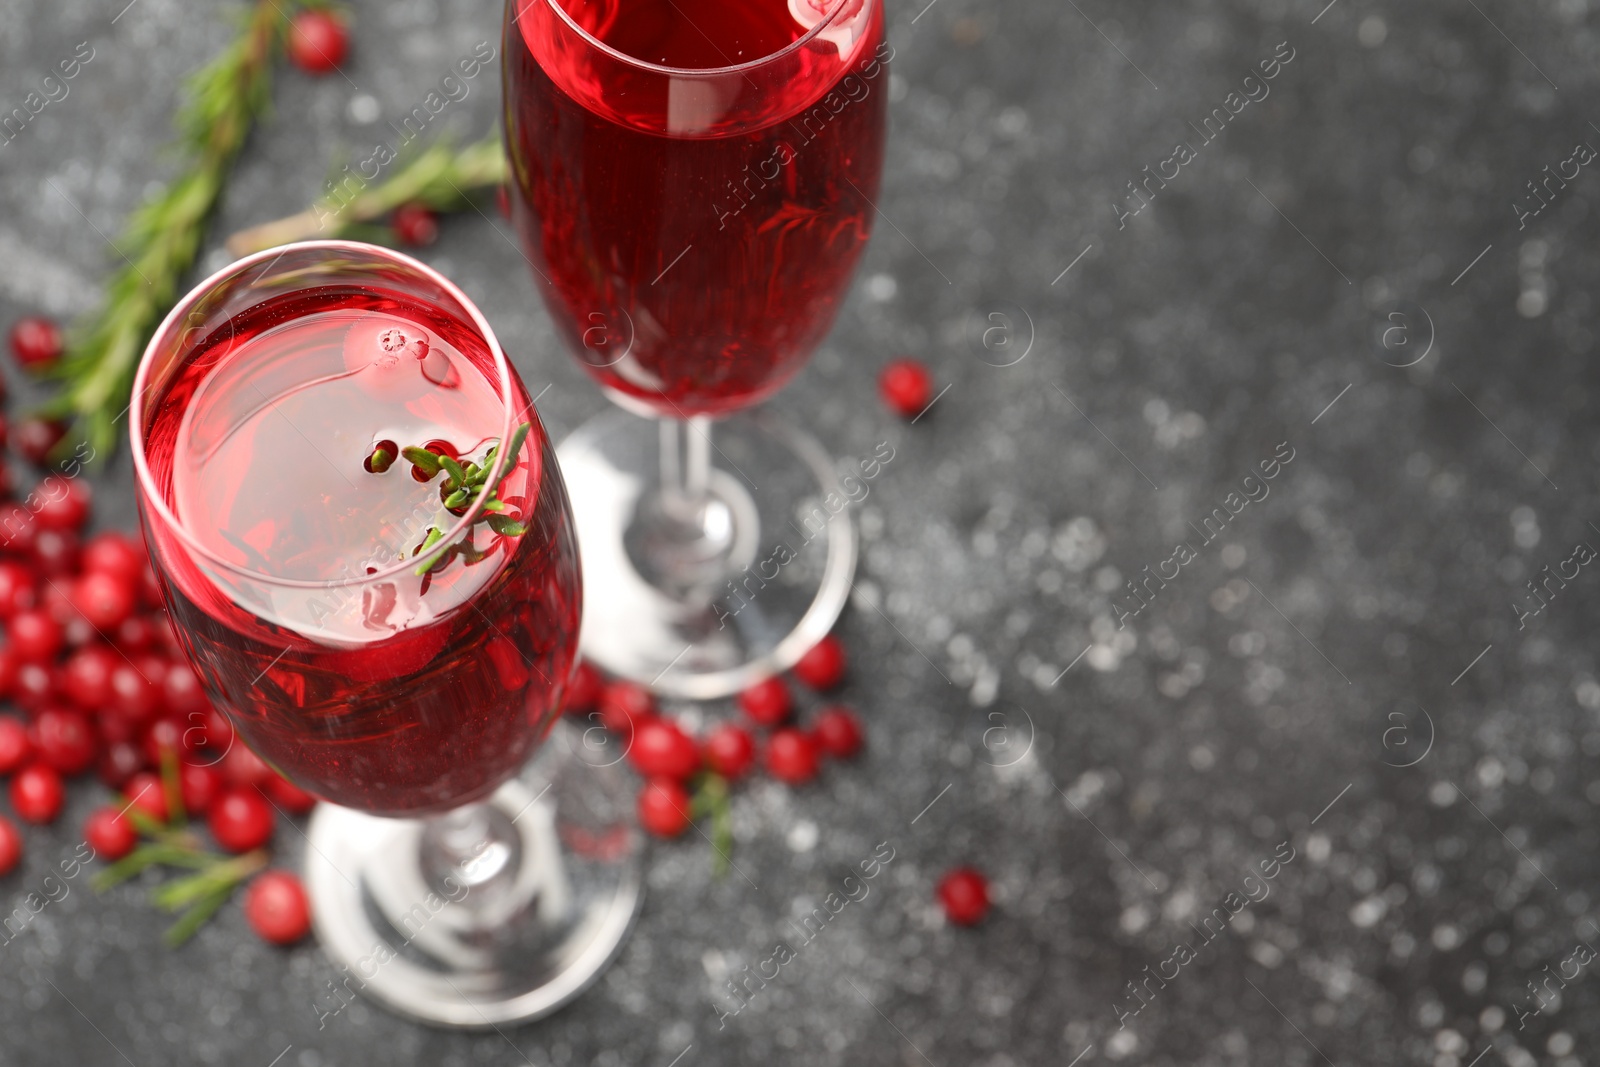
[556,408,856,699]
[303,722,643,1029]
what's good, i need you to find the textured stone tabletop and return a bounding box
[3,0,1600,1064]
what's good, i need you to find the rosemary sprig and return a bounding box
[225,137,509,257]
[381,423,532,575]
[94,752,279,947]
[41,0,335,463]
[691,773,734,878]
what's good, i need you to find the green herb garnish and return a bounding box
[381,422,532,576]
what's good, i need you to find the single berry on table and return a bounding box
[879,358,933,419]
[628,718,699,780]
[96,741,146,788]
[0,560,37,617]
[72,571,136,631]
[8,316,62,370]
[598,680,655,734]
[32,528,81,577]
[11,763,64,823]
[0,815,19,875]
[565,659,603,716]
[9,609,62,663]
[33,476,91,531]
[33,707,97,775]
[208,787,275,852]
[221,743,273,787]
[12,661,56,710]
[244,869,312,944]
[793,633,847,690]
[392,203,439,246]
[811,705,864,759]
[83,806,138,861]
[738,676,792,726]
[703,723,755,779]
[83,532,145,585]
[107,661,158,723]
[13,417,66,467]
[0,715,32,773]
[123,771,169,823]
[179,762,222,815]
[62,645,116,709]
[286,10,348,74]
[765,728,820,784]
[937,867,990,926]
[637,777,691,837]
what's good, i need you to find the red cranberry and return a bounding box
[0,815,19,875]
[72,572,134,630]
[10,763,64,823]
[0,504,33,554]
[162,662,208,716]
[221,744,273,787]
[12,417,66,468]
[134,652,169,690]
[703,723,755,779]
[598,681,656,734]
[392,203,439,247]
[208,787,275,852]
[286,10,349,73]
[244,869,312,944]
[8,609,61,663]
[84,806,138,861]
[32,528,80,577]
[637,777,691,837]
[764,728,820,784]
[262,773,317,814]
[32,476,90,531]
[738,676,792,727]
[565,659,603,716]
[0,560,36,617]
[113,613,155,652]
[107,662,158,723]
[189,707,234,757]
[0,714,32,773]
[123,771,168,822]
[811,706,864,759]
[937,867,991,926]
[179,763,222,815]
[82,532,145,584]
[0,646,16,699]
[8,316,62,370]
[143,717,185,765]
[12,661,55,710]
[96,741,146,788]
[0,414,9,450]
[62,645,117,710]
[880,358,934,419]
[793,634,847,690]
[628,718,699,780]
[33,707,96,775]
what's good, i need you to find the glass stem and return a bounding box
[419,802,519,909]
[660,416,713,518]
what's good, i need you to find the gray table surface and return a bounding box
[4,0,1600,1063]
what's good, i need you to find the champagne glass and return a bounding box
[131,241,640,1027]
[504,0,888,697]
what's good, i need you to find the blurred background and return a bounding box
[3,0,1600,1064]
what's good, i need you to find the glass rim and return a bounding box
[527,0,865,79]
[129,239,520,592]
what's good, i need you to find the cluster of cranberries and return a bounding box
[565,635,864,839]
[0,318,313,944]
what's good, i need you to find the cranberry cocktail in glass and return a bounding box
[131,242,640,1027]
[505,0,888,696]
